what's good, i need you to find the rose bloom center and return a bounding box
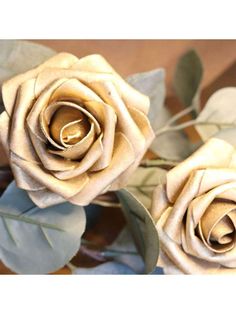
[49,106,91,146]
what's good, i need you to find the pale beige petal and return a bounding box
[197,168,236,196]
[50,107,90,147]
[190,181,236,227]
[2,53,79,116]
[10,153,89,200]
[110,106,155,190]
[34,68,115,97]
[40,101,100,150]
[164,170,205,242]
[73,54,150,115]
[84,100,117,171]
[53,135,103,180]
[151,184,169,222]
[9,79,40,163]
[27,78,68,142]
[87,80,146,156]
[166,138,235,203]
[28,189,66,208]
[0,111,10,158]
[157,250,184,274]
[199,200,235,252]
[49,78,102,103]
[182,197,231,264]
[49,123,96,160]
[68,132,135,206]
[183,184,236,268]
[10,162,44,191]
[157,207,220,274]
[29,130,79,171]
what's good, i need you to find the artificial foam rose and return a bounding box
[0,53,154,208]
[151,138,236,274]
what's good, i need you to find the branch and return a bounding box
[155,120,236,137]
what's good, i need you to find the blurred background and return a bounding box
[34,40,236,97]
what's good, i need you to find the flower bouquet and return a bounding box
[0,40,235,274]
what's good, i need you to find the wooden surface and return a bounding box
[1,40,236,274]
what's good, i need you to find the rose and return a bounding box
[151,138,236,274]
[0,52,154,208]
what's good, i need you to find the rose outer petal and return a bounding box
[72,54,150,115]
[68,132,135,206]
[2,53,79,116]
[166,138,236,203]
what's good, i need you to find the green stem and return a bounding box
[155,120,236,137]
[165,104,195,126]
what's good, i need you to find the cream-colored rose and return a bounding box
[0,53,154,208]
[151,138,236,274]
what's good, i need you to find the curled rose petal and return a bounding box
[152,138,236,274]
[0,52,154,208]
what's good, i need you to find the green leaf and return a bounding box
[127,68,166,130]
[0,40,56,84]
[174,49,203,113]
[116,189,159,274]
[151,119,195,160]
[0,181,86,274]
[127,68,194,161]
[127,167,167,209]
[196,87,236,142]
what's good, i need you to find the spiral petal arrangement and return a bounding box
[151,138,236,274]
[0,53,154,208]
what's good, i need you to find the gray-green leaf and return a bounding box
[127,68,193,160]
[116,189,159,274]
[0,40,56,84]
[127,166,167,209]
[0,181,85,274]
[127,68,166,130]
[174,49,203,114]
[196,87,236,142]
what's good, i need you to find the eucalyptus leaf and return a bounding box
[173,49,203,114]
[0,40,56,83]
[0,181,85,274]
[127,167,167,209]
[151,122,195,160]
[116,189,159,274]
[127,68,193,160]
[127,68,165,130]
[70,261,136,274]
[196,87,236,142]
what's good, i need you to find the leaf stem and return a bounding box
[155,120,236,137]
[0,210,64,231]
[164,104,195,126]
